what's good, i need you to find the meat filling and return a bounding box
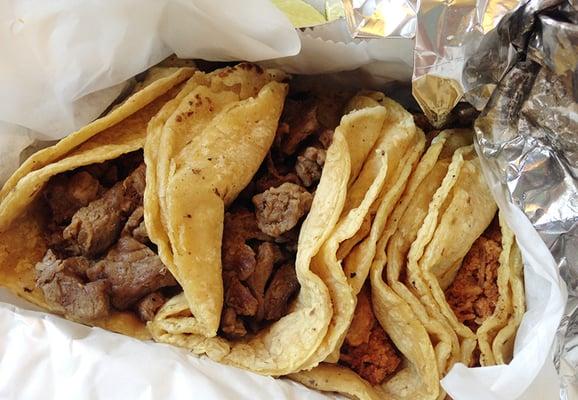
[63,164,146,257]
[36,152,177,323]
[445,217,502,332]
[340,286,402,386]
[220,93,331,338]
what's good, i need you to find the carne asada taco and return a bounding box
[0,67,195,338]
[147,86,394,375]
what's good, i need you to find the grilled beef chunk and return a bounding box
[445,218,502,332]
[44,172,101,224]
[63,164,146,257]
[295,147,326,187]
[252,183,313,237]
[219,94,332,338]
[221,307,247,338]
[136,291,167,322]
[220,208,301,338]
[86,236,177,310]
[340,286,402,386]
[37,155,179,323]
[278,99,320,155]
[123,206,149,243]
[263,263,299,320]
[36,250,110,322]
[225,277,259,316]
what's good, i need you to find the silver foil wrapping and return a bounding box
[471,2,578,399]
[341,0,577,398]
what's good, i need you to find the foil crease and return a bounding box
[471,2,578,398]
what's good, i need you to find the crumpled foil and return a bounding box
[471,1,578,399]
[342,0,577,398]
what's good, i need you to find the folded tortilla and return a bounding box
[147,87,393,375]
[291,128,525,399]
[0,67,195,338]
[291,96,443,400]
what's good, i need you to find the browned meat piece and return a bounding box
[223,241,256,281]
[86,236,177,310]
[246,242,281,296]
[295,147,326,187]
[340,286,401,386]
[246,242,282,322]
[317,128,334,149]
[44,172,101,224]
[222,209,272,281]
[63,164,146,257]
[221,307,247,339]
[252,183,313,237]
[445,221,502,332]
[136,291,167,321]
[254,152,301,193]
[255,173,302,194]
[340,325,402,386]
[35,250,110,322]
[122,206,149,243]
[279,99,320,155]
[263,263,300,321]
[224,209,272,243]
[225,277,259,316]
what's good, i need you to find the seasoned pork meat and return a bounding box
[340,286,402,386]
[445,220,502,331]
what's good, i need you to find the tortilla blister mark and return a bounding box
[384,131,473,375]
[409,145,497,366]
[0,69,194,339]
[492,239,525,364]
[0,68,195,204]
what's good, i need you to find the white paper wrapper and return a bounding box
[0,1,566,399]
[0,289,333,400]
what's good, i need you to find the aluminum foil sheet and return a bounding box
[470,2,577,399]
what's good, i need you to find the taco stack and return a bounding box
[0,62,525,398]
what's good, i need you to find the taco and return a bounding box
[290,97,441,400]
[147,83,394,375]
[0,64,289,340]
[291,128,525,399]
